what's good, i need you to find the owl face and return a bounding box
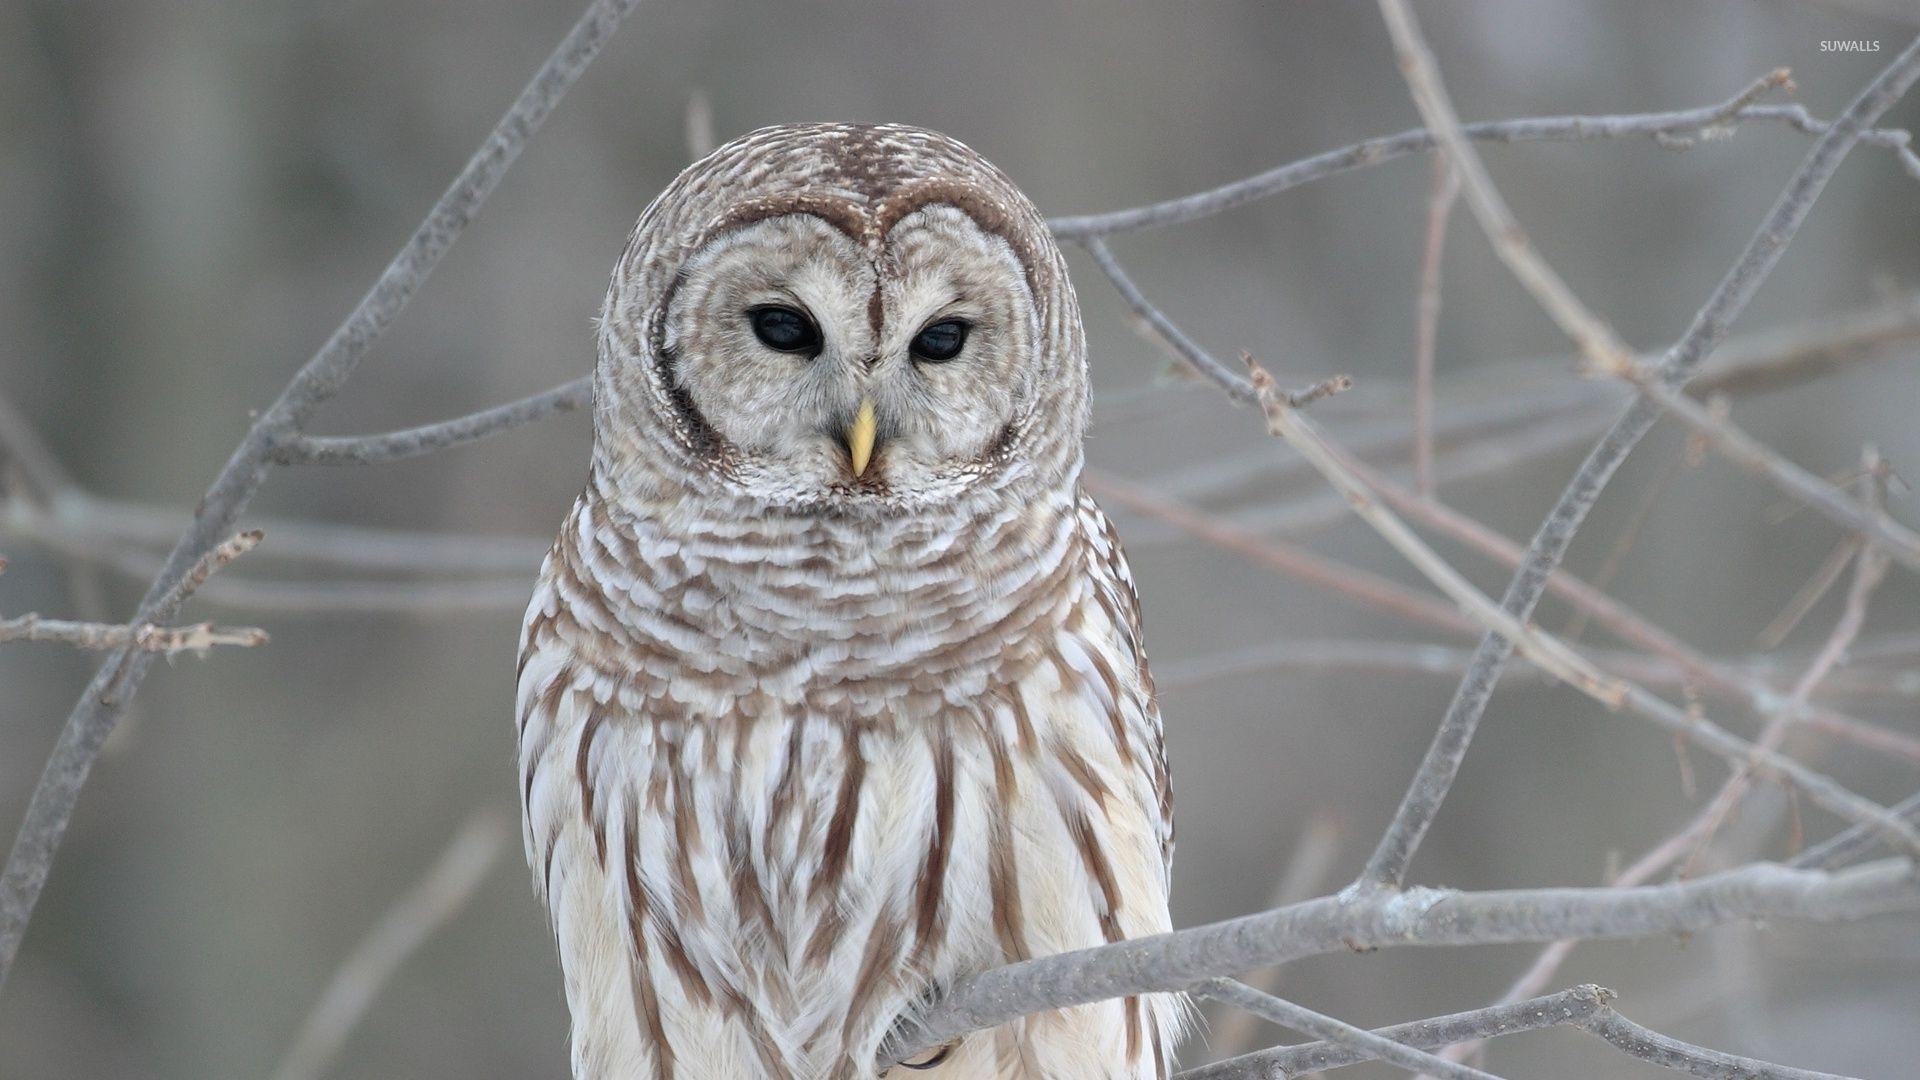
[660,203,1040,509]
[595,124,1087,517]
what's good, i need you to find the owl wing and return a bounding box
[1077,490,1174,880]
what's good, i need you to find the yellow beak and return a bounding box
[846,398,878,478]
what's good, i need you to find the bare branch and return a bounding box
[1578,1006,1857,1080]
[275,378,591,466]
[0,614,267,654]
[0,0,643,990]
[1186,984,1859,1080]
[882,858,1920,1067]
[1080,238,1257,401]
[270,811,508,1080]
[1183,985,1610,1079]
[0,527,266,652]
[1190,979,1500,1080]
[1046,79,1918,241]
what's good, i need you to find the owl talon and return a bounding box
[896,1040,958,1070]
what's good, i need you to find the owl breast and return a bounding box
[516,480,1177,1079]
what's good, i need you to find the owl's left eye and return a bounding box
[910,319,969,363]
[747,305,823,356]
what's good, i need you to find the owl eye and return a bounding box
[747,305,822,356]
[910,319,969,363]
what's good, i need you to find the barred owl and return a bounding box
[516,123,1179,1079]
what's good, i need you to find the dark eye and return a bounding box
[747,305,822,356]
[910,319,969,363]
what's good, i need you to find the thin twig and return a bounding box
[1627,374,1920,573]
[1081,238,1258,401]
[1351,20,1920,891]
[1561,448,1684,643]
[1578,1005,1856,1080]
[1791,790,1920,871]
[1045,92,1919,240]
[0,0,643,990]
[1084,470,1472,637]
[0,614,267,654]
[1190,980,1500,1080]
[270,811,508,1080]
[1412,151,1460,497]
[1187,984,1856,1080]
[276,378,591,466]
[1757,537,1862,649]
[1185,985,1611,1079]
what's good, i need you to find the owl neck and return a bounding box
[549,464,1087,714]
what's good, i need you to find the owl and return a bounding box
[516,123,1179,1079]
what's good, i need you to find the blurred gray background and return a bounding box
[3,0,1919,1076]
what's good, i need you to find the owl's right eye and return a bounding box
[747,305,822,356]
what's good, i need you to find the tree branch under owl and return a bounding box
[881,857,1920,1068]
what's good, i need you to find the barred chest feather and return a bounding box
[516,480,1178,1079]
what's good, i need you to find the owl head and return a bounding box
[592,124,1088,517]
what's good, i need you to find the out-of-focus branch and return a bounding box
[0,392,74,503]
[1379,0,1642,376]
[1411,151,1460,497]
[0,0,644,990]
[1045,77,1919,240]
[882,858,1920,1068]
[1627,374,1920,572]
[1156,638,1920,717]
[1084,470,1474,637]
[1351,9,1920,891]
[270,811,508,1080]
[1202,814,1343,1061]
[1793,790,1920,871]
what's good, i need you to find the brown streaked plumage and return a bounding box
[516,123,1180,1078]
